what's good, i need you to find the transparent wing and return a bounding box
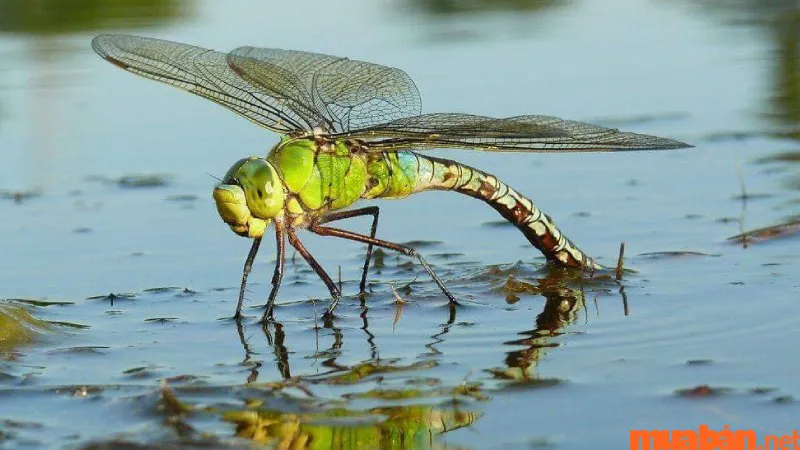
[228,46,421,133]
[91,34,308,134]
[92,35,688,151]
[334,113,691,152]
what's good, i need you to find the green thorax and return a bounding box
[266,137,425,215]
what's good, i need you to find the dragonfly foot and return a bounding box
[322,310,336,328]
[258,307,275,324]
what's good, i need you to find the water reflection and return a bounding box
[494,266,609,381]
[0,0,191,35]
[406,0,567,16]
[685,0,800,232]
[224,267,616,447]
[229,317,480,447]
[767,12,800,134]
[224,403,479,449]
[689,0,800,137]
[0,1,194,194]
[1,262,624,447]
[401,0,570,40]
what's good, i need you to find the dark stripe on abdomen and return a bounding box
[412,153,603,269]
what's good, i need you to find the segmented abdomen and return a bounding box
[379,151,602,270]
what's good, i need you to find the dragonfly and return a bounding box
[92,34,691,323]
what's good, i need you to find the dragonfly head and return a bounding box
[213,157,285,238]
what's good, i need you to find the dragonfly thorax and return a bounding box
[212,157,285,238]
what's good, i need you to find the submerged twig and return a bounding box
[309,297,320,356]
[615,241,626,281]
[309,296,318,330]
[389,283,406,332]
[620,285,629,316]
[735,160,749,249]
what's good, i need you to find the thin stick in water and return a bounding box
[390,283,406,332]
[615,241,626,281]
[735,160,749,249]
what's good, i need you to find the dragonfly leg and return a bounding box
[261,321,291,379]
[261,222,287,323]
[235,237,262,319]
[318,206,380,296]
[308,224,458,315]
[286,227,342,316]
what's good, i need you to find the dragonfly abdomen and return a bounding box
[410,153,603,270]
[361,151,420,200]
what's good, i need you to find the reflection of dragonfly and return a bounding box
[92,35,691,322]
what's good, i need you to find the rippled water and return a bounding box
[1,0,799,448]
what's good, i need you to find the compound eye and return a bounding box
[238,159,285,219]
[222,158,251,185]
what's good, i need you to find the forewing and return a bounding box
[229,47,422,133]
[336,113,691,152]
[91,34,309,134]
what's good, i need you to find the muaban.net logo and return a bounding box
[630,425,800,449]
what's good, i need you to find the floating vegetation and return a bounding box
[0,302,52,354]
[0,188,42,204]
[430,252,465,259]
[685,359,714,366]
[727,219,800,243]
[773,395,794,404]
[165,194,198,202]
[117,173,173,188]
[638,251,718,259]
[86,292,137,303]
[142,287,185,294]
[482,219,513,228]
[84,173,174,188]
[143,317,180,323]
[45,320,89,329]
[749,387,778,395]
[592,111,690,127]
[398,240,443,248]
[6,298,74,307]
[675,385,733,398]
[46,346,109,355]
